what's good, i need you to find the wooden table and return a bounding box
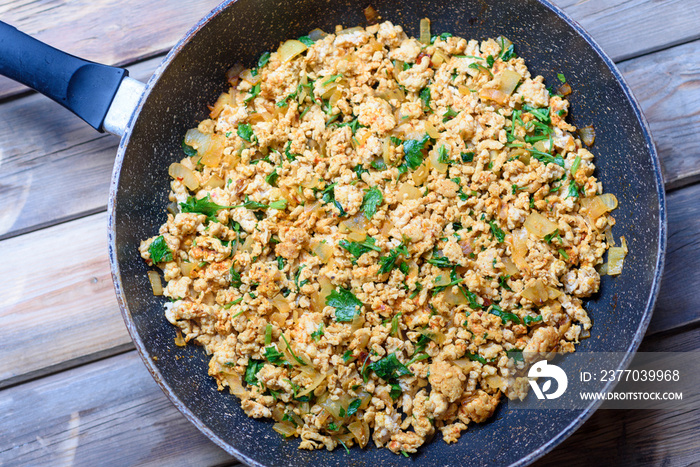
[1,1,698,465]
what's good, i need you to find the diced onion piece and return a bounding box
[349,315,365,333]
[479,88,509,105]
[509,230,529,272]
[412,163,429,186]
[304,201,321,214]
[271,294,291,313]
[419,18,431,45]
[180,262,195,278]
[204,174,225,189]
[597,262,609,276]
[308,28,327,41]
[382,136,392,166]
[586,194,618,220]
[240,68,261,85]
[496,36,513,54]
[428,149,448,174]
[184,128,211,154]
[534,139,551,153]
[321,82,337,99]
[547,286,562,300]
[147,271,163,295]
[201,133,225,167]
[174,329,186,347]
[363,5,380,24]
[523,212,559,238]
[339,213,369,234]
[607,246,626,275]
[271,406,285,422]
[310,238,333,263]
[557,82,572,96]
[224,374,247,397]
[226,63,244,86]
[434,273,451,287]
[431,49,449,67]
[321,397,346,421]
[502,257,519,275]
[509,148,530,165]
[424,120,440,139]
[484,375,506,391]
[444,286,469,306]
[240,235,254,253]
[579,125,595,146]
[419,327,446,344]
[168,162,199,191]
[398,182,422,200]
[521,279,549,305]
[453,358,476,370]
[278,39,308,63]
[378,87,405,103]
[337,26,363,35]
[209,92,233,118]
[497,69,522,96]
[296,370,327,397]
[348,421,370,448]
[273,421,297,437]
[604,228,615,247]
[329,89,342,107]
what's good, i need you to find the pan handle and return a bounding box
[0,20,141,134]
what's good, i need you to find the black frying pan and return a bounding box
[0,0,666,465]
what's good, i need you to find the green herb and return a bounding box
[437,145,451,164]
[264,346,286,365]
[419,87,431,111]
[461,151,474,163]
[370,159,387,170]
[401,450,410,458]
[409,283,423,299]
[327,287,364,322]
[459,287,482,309]
[430,32,453,43]
[390,383,402,400]
[281,333,307,365]
[310,323,324,342]
[368,353,413,381]
[294,265,308,291]
[237,123,255,142]
[390,312,402,336]
[566,182,582,199]
[557,73,566,84]
[558,248,569,259]
[402,134,430,170]
[571,155,581,176]
[347,398,362,416]
[223,297,243,309]
[390,136,402,146]
[276,256,286,270]
[499,275,512,291]
[378,243,408,275]
[148,235,173,263]
[544,229,563,245]
[244,83,261,103]
[489,303,522,324]
[486,55,495,67]
[264,324,272,346]
[522,104,551,124]
[284,141,298,161]
[244,359,264,386]
[362,187,383,219]
[489,220,505,243]
[507,349,524,362]
[465,351,487,364]
[353,165,369,179]
[319,183,347,217]
[468,62,493,77]
[258,51,271,68]
[180,194,233,221]
[342,350,354,363]
[265,169,279,187]
[442,107,459,122]
[330,117,366,135]
[235,195,287,211]
[298,35,314,46]
[322,74,343,86]
[497,37,517,61]
[528,148,565,168]
[339,236,381,263]
[181,140,197,157]
[524,315,543,326]
[427,253,454,269]
[433,268,462,295]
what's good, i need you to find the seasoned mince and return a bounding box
[140,20,620,454]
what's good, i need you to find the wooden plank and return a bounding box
[0,351,233,466]
[0,56,160,240]
[0,211,131,389]
[555,0,700,62]
[618,39,700,191]
[0,0,222,100]
[647,182,700,334]
[1,324,696,467]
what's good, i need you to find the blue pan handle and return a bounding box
[0,20,128,132]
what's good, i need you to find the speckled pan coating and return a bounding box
[107,0,666,466]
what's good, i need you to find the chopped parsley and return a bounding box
[264,346,286,365]
[522,104,551,124]
[327,287,364,322]
[237,123,255,142]
[390,383,402,400]
[322,73,343,86]
[459,287,482,309]
[229,265,242,288]
[284,141,298,161]
[499,275,513,291]
[442,107,459,122]
[369,353,413,381]
[401,134,431,170]
[524,315,543,326]
[497,37,517,61]
[489,220,505,243]
[244,359,264,386]
[419,86,431,111]
[298,35,315,46]
[244,83,261,103]
[460,151,474,163]
[427,253,454,269]
[235,195,287,211]
[544,229,563,245]
[571,155,581,175]
[378,243,408,275]
[148,235,172,263]
[361,187,383,219]
[181,140,197,157]
[465,351,487,364]
[347,398,362,416]
[311,324,324,342]
[276,256,286,270]
[319,183,347,216]
[507,349,524,362]
[339,236,381,263]
[486,55,495,68]
[180,194,233,221]
[557,73,566,84]
[265,169,279,187]
[258,51,271,68]
[281,333,307,365]
[489,303,522,324]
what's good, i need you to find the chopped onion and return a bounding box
[509,230,529,272]
[168,162,199,191]
[204,174,225,189]
[502,257,519,275]
[424,120,440,139]
[339,213,369,234]
[534,139,551,153]
[278,39,308,63]
[224,374,247,397]
[579,125,595,146]
[412,163,429,186]
[348,421,370,448]
[184,128,211,154]
[419,328,446,344]
[201,133,225,167]
[521,279,549,305]
[398,182,422,200]
[586,194,618,220]
[308,28,327,41]
[240,235,255,253]
[209,92,233,118]
[271,294,291,313]
[444,286,469,306]
[428,149,448,174]
[180,262,195,278]
[382,136,392,166]
[604,227,615,247]
[430,49,449,67]
[496,36,513,54]
[321,396,348,420]
[556,82,572,96]
[147,271,163,295]
[226,63,244,86]
[498,70,521,95]
[337,26,363,35]
[174,329,186,347]
[240,68,261,85]
[273,421,297,437]
[310,238,333,263]
[347,231,365,242]
[419,18,431,45]
[523,212,559,238]
[479,88,509,105]
[363,5,380,24]
[296,370,327,397]
[607,247,626,276]
[453,358,476,370]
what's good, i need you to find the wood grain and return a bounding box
[648,183,700,334]
[0,56,160,240]
[618,39,700,191]
[0,351,232,466]
[0,0,222,100]
[554,0,700,62]
[0,212,130,389]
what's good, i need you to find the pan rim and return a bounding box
[107,0,667,465]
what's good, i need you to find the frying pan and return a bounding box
[0,0,666,465]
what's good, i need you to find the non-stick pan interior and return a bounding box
[109,0,665,465]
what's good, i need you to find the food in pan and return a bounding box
[140,19,624,454]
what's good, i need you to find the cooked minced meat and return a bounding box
[140,20,619,455]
